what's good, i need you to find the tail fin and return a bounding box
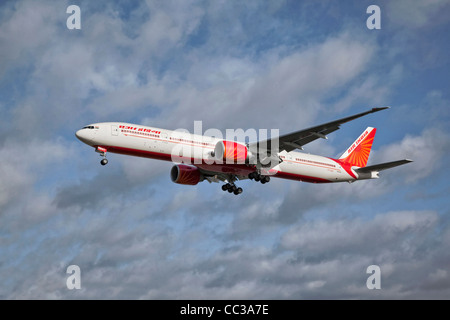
[339,127,376,167]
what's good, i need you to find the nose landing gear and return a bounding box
[96,146,108,166]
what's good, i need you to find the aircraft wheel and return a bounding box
[262,176,270,183]
[222,184,228,191]
[100,159,108,166]
[234,187,243,195]
[254,174,261,182]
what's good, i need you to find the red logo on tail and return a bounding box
[339,128,376,168]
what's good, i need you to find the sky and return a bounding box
[0,0,449,299]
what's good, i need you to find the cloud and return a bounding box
[371,128,450,183]
[5,206,449,299]
[281,210,438,255]
[0,1,64,77]
[276,210,450,299]
[387,0,450,29]
[0,138,71,213]
[137,32,377,135]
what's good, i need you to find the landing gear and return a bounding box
[96,146,109,166]
[221,183,243,195]
[248,172,270,184]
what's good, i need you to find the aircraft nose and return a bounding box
[75,129,93,144]
[75,129,84,140]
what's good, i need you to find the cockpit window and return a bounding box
[82,126,95,129]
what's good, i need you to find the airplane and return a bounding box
[75,107,412,195]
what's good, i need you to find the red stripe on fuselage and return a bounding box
[96,145,256,175]
[96,145,335,183]
[97,145,172,162]
[273,171,330,183]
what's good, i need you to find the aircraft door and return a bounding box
[160,133,168,153]
[111,125,119,136]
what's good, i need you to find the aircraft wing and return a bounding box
[250,107,390,153]
[355,159,413,173]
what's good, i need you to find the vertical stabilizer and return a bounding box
[338,127,376,167]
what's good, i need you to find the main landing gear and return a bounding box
[220,172,270,195]
[221,183,243,195]
[248,172,270,184]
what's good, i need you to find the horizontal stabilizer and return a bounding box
[355,159,413,173]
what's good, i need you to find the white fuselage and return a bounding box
[75,122,359,183]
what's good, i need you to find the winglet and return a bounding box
[371,106,390,112]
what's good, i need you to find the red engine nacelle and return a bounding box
[170,164,202,185]
[214,140,250,164]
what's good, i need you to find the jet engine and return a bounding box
[170,164,202,185]
[214,141,251,164]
